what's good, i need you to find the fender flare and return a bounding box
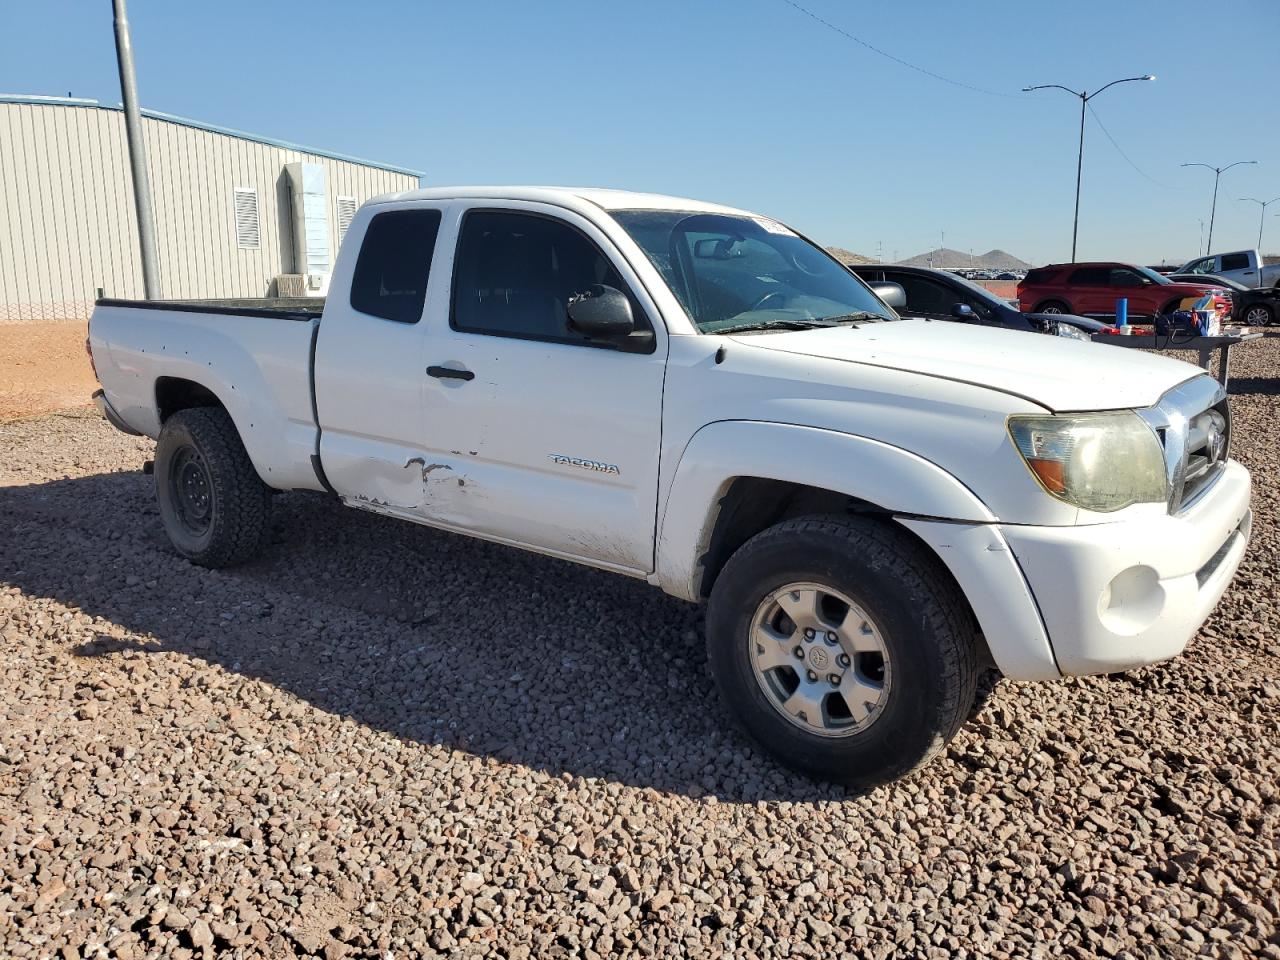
[654,420,996,601]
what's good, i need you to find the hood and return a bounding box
[730,319,1199,413]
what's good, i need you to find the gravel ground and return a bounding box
[2,342,1279,959]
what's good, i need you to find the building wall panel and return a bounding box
[0,99,420,321]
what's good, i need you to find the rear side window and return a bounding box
[350,209,442,323]
[1220,253,1250,272]
[451,210,645,345]
[1022,267,1056,285]
[1068,267,1109,286]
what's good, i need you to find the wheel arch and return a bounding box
[155,375,227,423]
[654,421,996,603]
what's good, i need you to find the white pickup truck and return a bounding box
[1178,249,1280,289]
[89,187,1252,787]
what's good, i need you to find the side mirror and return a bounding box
[950,302,975,319]
[868,281,906,308]
[568,284,635,339]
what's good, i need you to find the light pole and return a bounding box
[112,0,159,299]
[1238,196,1280,249]
[1180,161,1257,254]
[1023,75,1155,262]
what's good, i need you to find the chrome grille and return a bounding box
[1138,377,1230,514]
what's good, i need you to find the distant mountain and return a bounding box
[824,246,877,265]
[898,247,1030,270]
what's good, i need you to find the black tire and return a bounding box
[1035,300,1069,314]
[1242,303,1274,326]
[154,407,272,568]
[706,515,978,788]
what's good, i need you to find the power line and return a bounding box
[778,0,1022,99]
[1085,102,1168,188]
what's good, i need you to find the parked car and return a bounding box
[1168,273,1278,326]
[88,187,1251,788]
[851,264,1110,339]
[1018,262,1232,320]
[994,272,1020,281]
[1177,249,1280,289]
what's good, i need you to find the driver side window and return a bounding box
[1109,268,1145,287]
[892,275,956,316]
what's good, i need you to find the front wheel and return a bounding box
[155,407,272,568]
[706,516,979,788]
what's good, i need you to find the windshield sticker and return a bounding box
[751,217,797,237]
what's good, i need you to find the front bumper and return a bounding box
[902,460,1251,680]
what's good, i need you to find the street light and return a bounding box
[1023,75,1155,262]
[1238,196,1280,249]
[1180,161,1257,254]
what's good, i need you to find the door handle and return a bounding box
[427,365,475,381]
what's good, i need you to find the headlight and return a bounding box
[1054,323,1089,341]
[1009,412,1166,512]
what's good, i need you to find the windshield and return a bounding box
[1134,265,1173,285]
[946,273,1006,306]
[612,210,897,332]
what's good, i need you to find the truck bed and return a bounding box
[89,298,325,493]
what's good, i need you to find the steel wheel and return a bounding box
[749,581,891,738]
[169,444,214,535]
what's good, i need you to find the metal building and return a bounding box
[0,94,423,321]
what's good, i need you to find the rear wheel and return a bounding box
[1036,300,1068,314]
[706,515,979,788]
[1243,303,1274,326]
[155,407,271,567]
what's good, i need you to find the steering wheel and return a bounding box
[748,290,788,313]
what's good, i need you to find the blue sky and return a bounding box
[3,0,1278,265]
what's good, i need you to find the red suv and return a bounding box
[1017,262,1232,320]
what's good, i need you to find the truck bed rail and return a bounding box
[95,297,324,321]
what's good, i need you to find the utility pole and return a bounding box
[1180,160,1257,254]
[112,0,160,298]
[1238,196,1280,249]
[1024,75,1155,262]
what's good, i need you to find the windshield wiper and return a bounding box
[815,311,889,324]
[710,318,838,335]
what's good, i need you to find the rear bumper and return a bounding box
[903,460,1251,680]
[92,388,141,436]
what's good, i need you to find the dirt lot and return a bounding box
[1,341,1278,959]
[0,321,97,422]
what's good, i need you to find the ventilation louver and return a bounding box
[233,187,260,249]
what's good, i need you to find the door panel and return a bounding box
[416,203,668,572]
[314,203,448,511]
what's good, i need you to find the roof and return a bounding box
[0,93,423,178]
[369,185,755,215]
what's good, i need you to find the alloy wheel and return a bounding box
[749,582,891,738]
